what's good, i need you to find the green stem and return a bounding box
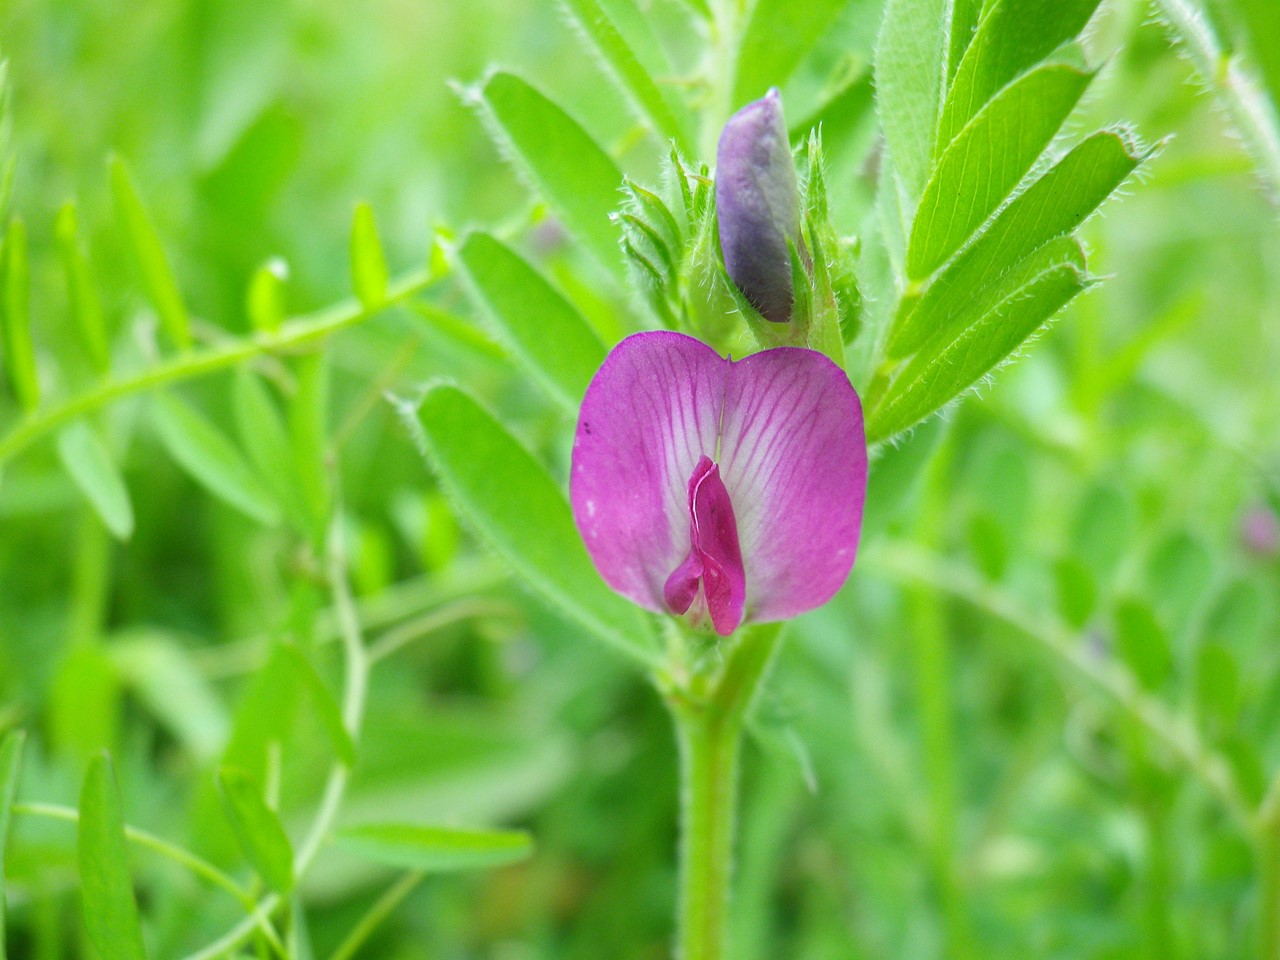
[1152,0,1280,204]
[0,268,437,468]
[673,702,740,960]
[1258,775,1280,958]
[667,623,784,960]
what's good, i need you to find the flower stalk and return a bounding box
[664,623,785,960]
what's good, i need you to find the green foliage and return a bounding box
[336,822,533,871]
[78,753,148,960]
[217,767,295,893]
[56,420,134,540]
[109,156,191,351]
[411,384,656,667]
[467,70,625,280]
[151,391,281,526]
[0,730,24,960]
[454,230,606,412]
[0,0,1278,956]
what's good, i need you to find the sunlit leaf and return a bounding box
[868,262,1089,441]
[937,0,1102,150]
[469,71,624,280]
[78,753,148,960]
[1,217,38,411]
[351,202,388,309]
[876,0,950,202]
[336,822,532,872]
[411,384,656,666]
[57,420,134,540]
[247,257,288,333]
[455,231,606,413]
[151,392,280,525]
[907,63,1095,279]
[890,131,1148,357]
[109,156,190,350]
[55,202,110,373]
[217,767,294,893]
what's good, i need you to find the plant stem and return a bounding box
[673,701,741,960]
[1152,0,1280,203]
[0,268,438,468]
[666,623,784,960]
[1257,775,1280,958]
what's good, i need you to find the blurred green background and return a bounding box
[1,0,1279,957]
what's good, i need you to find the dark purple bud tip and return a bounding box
[716,88,801,325]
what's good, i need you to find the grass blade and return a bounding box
[78,753,148,960]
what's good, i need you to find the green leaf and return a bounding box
[906,63,1095,280]
[455,231,606,413]
[411,384,656,666]
[890,132,1148,357]
[1053,555,1097,629]
[217,767,295,893]
[1072,483,1135,582]
[469,71,624,280]
[275,644,356,766]
[233,369,311,532]
[1,217,38,411]
[892,234,1084,360]
[876,0,951,202]
[110,633,229,762]
[288,351,331,543]
[937,0,1102,150]
[109,156,190,350]
[1195,641,1239,728]
[351,202,388,309]
[151,392,281,526]
[78,753,148,960]
[49,645,120,760]
[0,730,26,960]
[247,258,288,334]
[868,262,1089,441]
[336,822,532,872]
[732,0,848,106]
[57,421,134,540]
[560,0,692,151]
[1114,597,1172,691]
[1145,531,1212,640]
[947,0,984,82]
[55,203,110,373]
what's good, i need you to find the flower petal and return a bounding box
[570,331,726,613]
[718,347,867,622]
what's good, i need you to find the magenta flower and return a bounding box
[570,331,867,636]
[716,88,802,325]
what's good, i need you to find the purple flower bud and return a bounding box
[716,89,801,324]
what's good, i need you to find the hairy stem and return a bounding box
[1152,0,1280,203]
[667,623,784,960]
[0,268,438,468]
